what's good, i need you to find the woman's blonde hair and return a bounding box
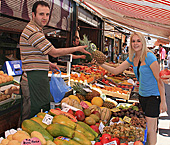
[129,32,150,62]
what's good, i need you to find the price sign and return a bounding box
[83,88,92,92]
[99,122,105,134]
[42,114,53,125]
[21,137,41,145]
[80,101,89,109]
[104,140,117,145]
[123,116,131,123]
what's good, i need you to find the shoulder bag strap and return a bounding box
[137,60,141,80]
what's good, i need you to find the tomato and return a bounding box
[159,69,170,79]
[94,142,102,145]
[100,138,110,144]
[100,134,112,141]
[110,138,120,145]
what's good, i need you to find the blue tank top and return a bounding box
[126,52,160,97]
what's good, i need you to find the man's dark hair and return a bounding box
[123,43,127,47]
[72,36,79,42]
[32,1,50,15]
[159,44,162,47]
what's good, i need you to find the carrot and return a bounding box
[49,109,77,122]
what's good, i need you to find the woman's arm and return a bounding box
[150,61,167,113]
[100,60,131,75]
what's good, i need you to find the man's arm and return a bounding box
[48,46,90,58]
[72,54,86,59]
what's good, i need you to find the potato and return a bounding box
[7,134,13,141]
[1,139,9,145]
[12,132,30,142]
[8,140,20,145]
[17,130,30,137]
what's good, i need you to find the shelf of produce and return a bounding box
[100,89,130,100]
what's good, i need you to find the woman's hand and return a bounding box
[160,75,170,84]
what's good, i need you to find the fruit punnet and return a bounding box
[79,35,106,64]
[159,69,170,79]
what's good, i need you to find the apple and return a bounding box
[92,111,100,118]
[90,125,100,134]
[74,110,85,121]
[159,69,170,79]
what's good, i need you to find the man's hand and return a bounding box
[49,62,60,73]
[77,45,91,55]
[80,55,86,59]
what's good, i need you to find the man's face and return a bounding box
[32,5,50,28]
[73,38,80,46]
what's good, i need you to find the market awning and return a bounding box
[75,0,170,41]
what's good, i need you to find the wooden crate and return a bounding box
[0,102,21,137]
[100,89,130,100]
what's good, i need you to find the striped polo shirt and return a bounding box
[20,20,53,72]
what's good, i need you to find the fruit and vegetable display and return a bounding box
[0,60,148,145]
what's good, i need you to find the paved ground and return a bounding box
[156,84,170,144]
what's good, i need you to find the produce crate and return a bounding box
[100,89,130,100]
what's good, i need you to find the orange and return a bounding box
[91,97,103,107]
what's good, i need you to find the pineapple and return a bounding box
[103,101,116,109]
[73,82,100,102]
[76,93,85,101]
[79,35,106,64]
[86,89,100,102]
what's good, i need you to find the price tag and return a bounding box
[95,83,105,88]
[123,116,131,123]
[83,88,92,92]
[80,101,89,109]
[99,122,105,134]
[62,108,70,112]
[91,141,95,145]
[104,140,117,145]
[42,114,53,125]
[14,64,20,68]
[21,137,41,145]
[57,136,70,141]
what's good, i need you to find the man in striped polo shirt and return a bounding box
[20,1,90,118]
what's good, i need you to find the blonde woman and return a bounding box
[100,32,167,145]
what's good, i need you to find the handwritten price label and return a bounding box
[21,137,41,145]
[42,114,53,125]
[123,116,131,123]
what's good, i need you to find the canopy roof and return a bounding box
[76,0,170,41]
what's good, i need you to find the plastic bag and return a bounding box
[50,70,71,103]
